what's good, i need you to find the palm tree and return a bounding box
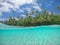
[56,6,60,14]
[56,6,60,10]
[26,12,29,17]
[31,10,35,15]
[35,9,39,14]
[43,9,48,15]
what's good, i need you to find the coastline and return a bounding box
[0,23,60,30]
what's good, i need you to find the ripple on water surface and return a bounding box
[0,23,60,45]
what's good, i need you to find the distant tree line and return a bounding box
[3,6,60,26]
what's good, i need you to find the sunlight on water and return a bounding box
[0,23,60,45]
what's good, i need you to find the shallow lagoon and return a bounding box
[0,23,60,45]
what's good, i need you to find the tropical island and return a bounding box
[2,6,60,27]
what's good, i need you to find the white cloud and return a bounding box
[24,8,32,12]
[32,3,42,11]
[16,9,24,12]
[0,2,13,12]
[0,0,35,16]
[0,12,2,16]
[0,0,42,18]
[21,14,26,18]
[21,14,26,17]
[48,12,51,15]
[0,18,6,21]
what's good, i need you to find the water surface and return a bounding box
[0,23,60,45]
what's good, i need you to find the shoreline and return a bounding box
[0,23,60,30]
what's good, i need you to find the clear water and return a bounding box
[0,23,60,45]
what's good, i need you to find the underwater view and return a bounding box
[0,23,60,45]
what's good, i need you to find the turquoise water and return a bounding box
[0,23,60,45]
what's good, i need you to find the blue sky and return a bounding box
[0,0,60,21]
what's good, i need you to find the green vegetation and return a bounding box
[3,9,60,26]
